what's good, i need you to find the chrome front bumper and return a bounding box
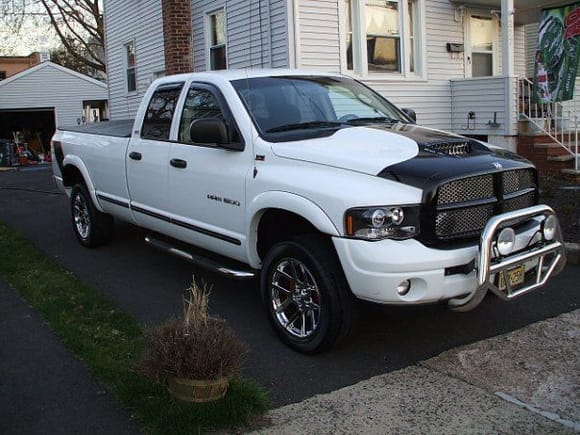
[448,205,566,311]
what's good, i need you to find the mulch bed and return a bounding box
[538,175,580,244]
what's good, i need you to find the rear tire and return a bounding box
[70,184,113,248]
[261,234,355,353]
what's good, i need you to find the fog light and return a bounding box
[497,227,516,256]
[542,215,557,241]
[397,280,411,296]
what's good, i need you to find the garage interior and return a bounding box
[0,108,55,165]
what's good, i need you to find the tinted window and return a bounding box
[141,83,184,140]
[178,88,225,143]
[232,76,407,135]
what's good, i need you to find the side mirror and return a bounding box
[401,108,417,123]
[189,118,229,145]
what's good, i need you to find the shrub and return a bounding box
[136,279,247,383]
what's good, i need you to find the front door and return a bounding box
[466,14,498,77]
[167,82,251,261]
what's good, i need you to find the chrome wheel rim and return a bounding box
[271,258,321,339]
[73,194,91,239]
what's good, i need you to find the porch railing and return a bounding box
[518,76,579,172]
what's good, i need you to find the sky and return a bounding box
[0,0,60,56]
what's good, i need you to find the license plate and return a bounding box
[498,264,526,291]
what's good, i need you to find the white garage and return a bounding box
[0,61,108,158]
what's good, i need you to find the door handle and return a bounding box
[170,158,187,168]
[129,151,142,160]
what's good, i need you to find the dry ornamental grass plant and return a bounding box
[136,278,247,384]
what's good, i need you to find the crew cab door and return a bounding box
[167,82,251,261]
[126,82,184,231]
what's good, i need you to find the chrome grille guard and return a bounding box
[448,205,566,312]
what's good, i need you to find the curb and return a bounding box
[565,242,580,265]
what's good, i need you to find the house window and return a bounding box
[208,9,227,70]
[125,41,137,92]
[470,16,494,77]
[0,71,6,80]
[345,0,422,77]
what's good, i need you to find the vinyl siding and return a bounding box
[104,0,165,119]
[0,62,107,128]
[525,23,539,77]
[450,76,518,136]
[192,0,289,71]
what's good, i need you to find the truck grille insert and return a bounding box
[432,169,537,240]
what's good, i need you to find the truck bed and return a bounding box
[59,119,134,138]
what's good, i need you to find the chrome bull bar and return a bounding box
[448,205,566,312]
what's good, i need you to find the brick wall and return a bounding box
[517,135,573,175]
[162,0,192,75]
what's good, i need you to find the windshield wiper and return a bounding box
[266,121,347,133]
[345,116,400,125]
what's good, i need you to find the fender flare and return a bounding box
[245,191,340,268]
[62,155,103,212]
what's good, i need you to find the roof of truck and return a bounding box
[154,69,347,84]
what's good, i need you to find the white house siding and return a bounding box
[104,0,165,120]
[0,62,107,128]
[450,76,518,137]
[192,0,289,71]
[525,23,539,77]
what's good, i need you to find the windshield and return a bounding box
[231,75,409,138]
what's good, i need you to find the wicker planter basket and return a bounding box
[166,376,229,403]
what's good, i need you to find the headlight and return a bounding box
[344,205,420,240]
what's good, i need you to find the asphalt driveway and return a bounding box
[1,167,578,407]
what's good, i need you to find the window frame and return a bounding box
[205,7,228,71]
[124,40,137,94]
[176,82,245,149]
[341,0,426,80]
[140,82,185,142]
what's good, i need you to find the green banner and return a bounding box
[534,3,580,103]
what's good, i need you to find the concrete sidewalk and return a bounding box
[0,279,141,435]
[252,309,580,434]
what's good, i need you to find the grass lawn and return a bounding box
[0,222,270,434]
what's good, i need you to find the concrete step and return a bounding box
[546,153,578,162]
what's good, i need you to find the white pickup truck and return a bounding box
[52,69,566,352]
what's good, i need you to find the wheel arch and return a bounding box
[61,156,102,211]
[246,191,340,268]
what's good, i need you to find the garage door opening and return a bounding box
[0,108,55,156]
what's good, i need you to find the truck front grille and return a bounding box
[432,169,537,241]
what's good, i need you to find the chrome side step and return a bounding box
[145,235,256,279]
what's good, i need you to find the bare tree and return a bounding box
[0,0,105,73]
[39,0,104,73]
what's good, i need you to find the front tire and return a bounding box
[261,235,355,353]
[70,184,113,247]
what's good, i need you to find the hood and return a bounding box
[270,122,533,180]
[270,126,419,175]
[377,124,534,190]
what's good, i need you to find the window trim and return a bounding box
[124,39,138,95]
[205,7,228,71]
[140,82,185,142]
[340,0,426,80]
[172,81,244,150]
